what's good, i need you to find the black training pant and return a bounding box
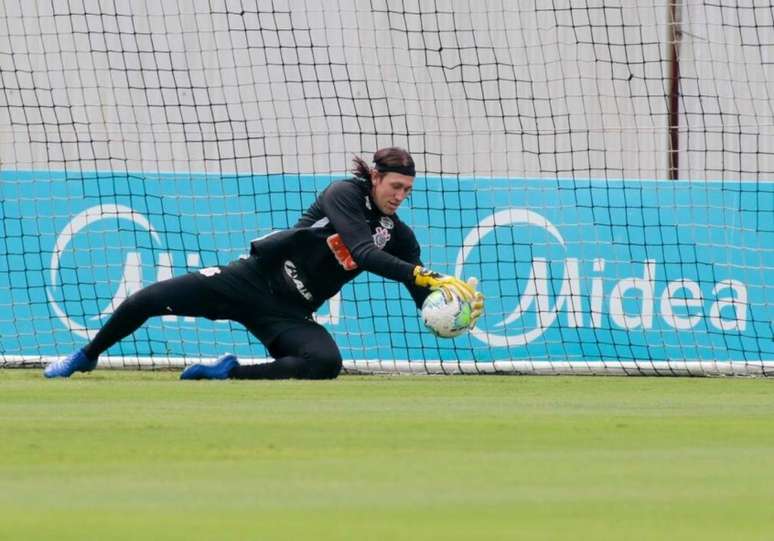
[83,270,342,380]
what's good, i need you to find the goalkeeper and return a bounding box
[44,147,484,380]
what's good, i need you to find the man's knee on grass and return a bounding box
[281,349,342,380]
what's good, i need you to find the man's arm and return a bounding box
[320,182,417,282]
[321,181,476,300]
[389,224,432,309]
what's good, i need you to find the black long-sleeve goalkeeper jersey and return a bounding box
[249,177,430,312]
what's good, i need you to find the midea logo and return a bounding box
[48,205,748,345]
[455,209,748,347]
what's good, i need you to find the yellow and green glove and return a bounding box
[466,277,485,329]
[414,267,485,328]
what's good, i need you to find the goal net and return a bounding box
[1,1,771,375]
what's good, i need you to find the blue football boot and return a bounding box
[44,349,98,378]
[180,354,238,380]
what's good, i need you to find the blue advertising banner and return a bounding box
[1,171,772,367]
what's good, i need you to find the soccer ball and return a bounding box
[421,289,474,338]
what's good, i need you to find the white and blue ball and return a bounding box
[421,289,473,338]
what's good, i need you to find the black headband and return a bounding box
[374,162,416,177]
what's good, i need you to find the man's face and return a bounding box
[370,172,414,215]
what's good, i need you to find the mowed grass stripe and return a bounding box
[1,371,773,541]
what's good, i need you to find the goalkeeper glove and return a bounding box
[413,266,476,302]
[466,277,485,329]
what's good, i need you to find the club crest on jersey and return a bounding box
[380,216,394,229]
[373,226,391,249]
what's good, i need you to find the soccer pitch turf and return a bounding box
[1,371,773,541]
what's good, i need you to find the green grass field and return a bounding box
[1,371,773,541]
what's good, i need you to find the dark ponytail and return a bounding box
[351,147,415,182]
[351,155,372,181]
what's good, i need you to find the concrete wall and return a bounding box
[1,0,771,180]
